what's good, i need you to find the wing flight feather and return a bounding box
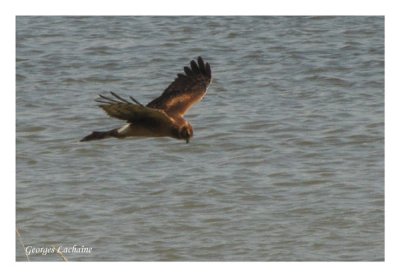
[146,56,212,116]
[96,92,172,125]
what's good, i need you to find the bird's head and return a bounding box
[179,123,193,143]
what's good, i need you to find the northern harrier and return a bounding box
[80,57,212,143]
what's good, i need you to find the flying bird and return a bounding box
[80,57,212,143]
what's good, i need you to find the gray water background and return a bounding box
[16,16,384,261]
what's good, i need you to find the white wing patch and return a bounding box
[117,123,131,135]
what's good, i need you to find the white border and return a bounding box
[4,0,398,276]
[5,0,389,15]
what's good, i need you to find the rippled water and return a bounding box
[16,16,384,261]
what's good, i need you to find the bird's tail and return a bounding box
[80,128,119,142]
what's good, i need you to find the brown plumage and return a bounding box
[80,57,212,143]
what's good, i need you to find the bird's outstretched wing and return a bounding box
[96,92,173,125]
[146,56,212,117]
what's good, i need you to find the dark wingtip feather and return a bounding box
[96,93,118,104]
[196,56,211,78]
[129,96,144,106]
[175,57,211,83]
[190,60,200,73]
[183,66,192,76]
[110,91,130,103]
[205,62,211,77]
[197,57,206,73]
[95,92,143,106]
